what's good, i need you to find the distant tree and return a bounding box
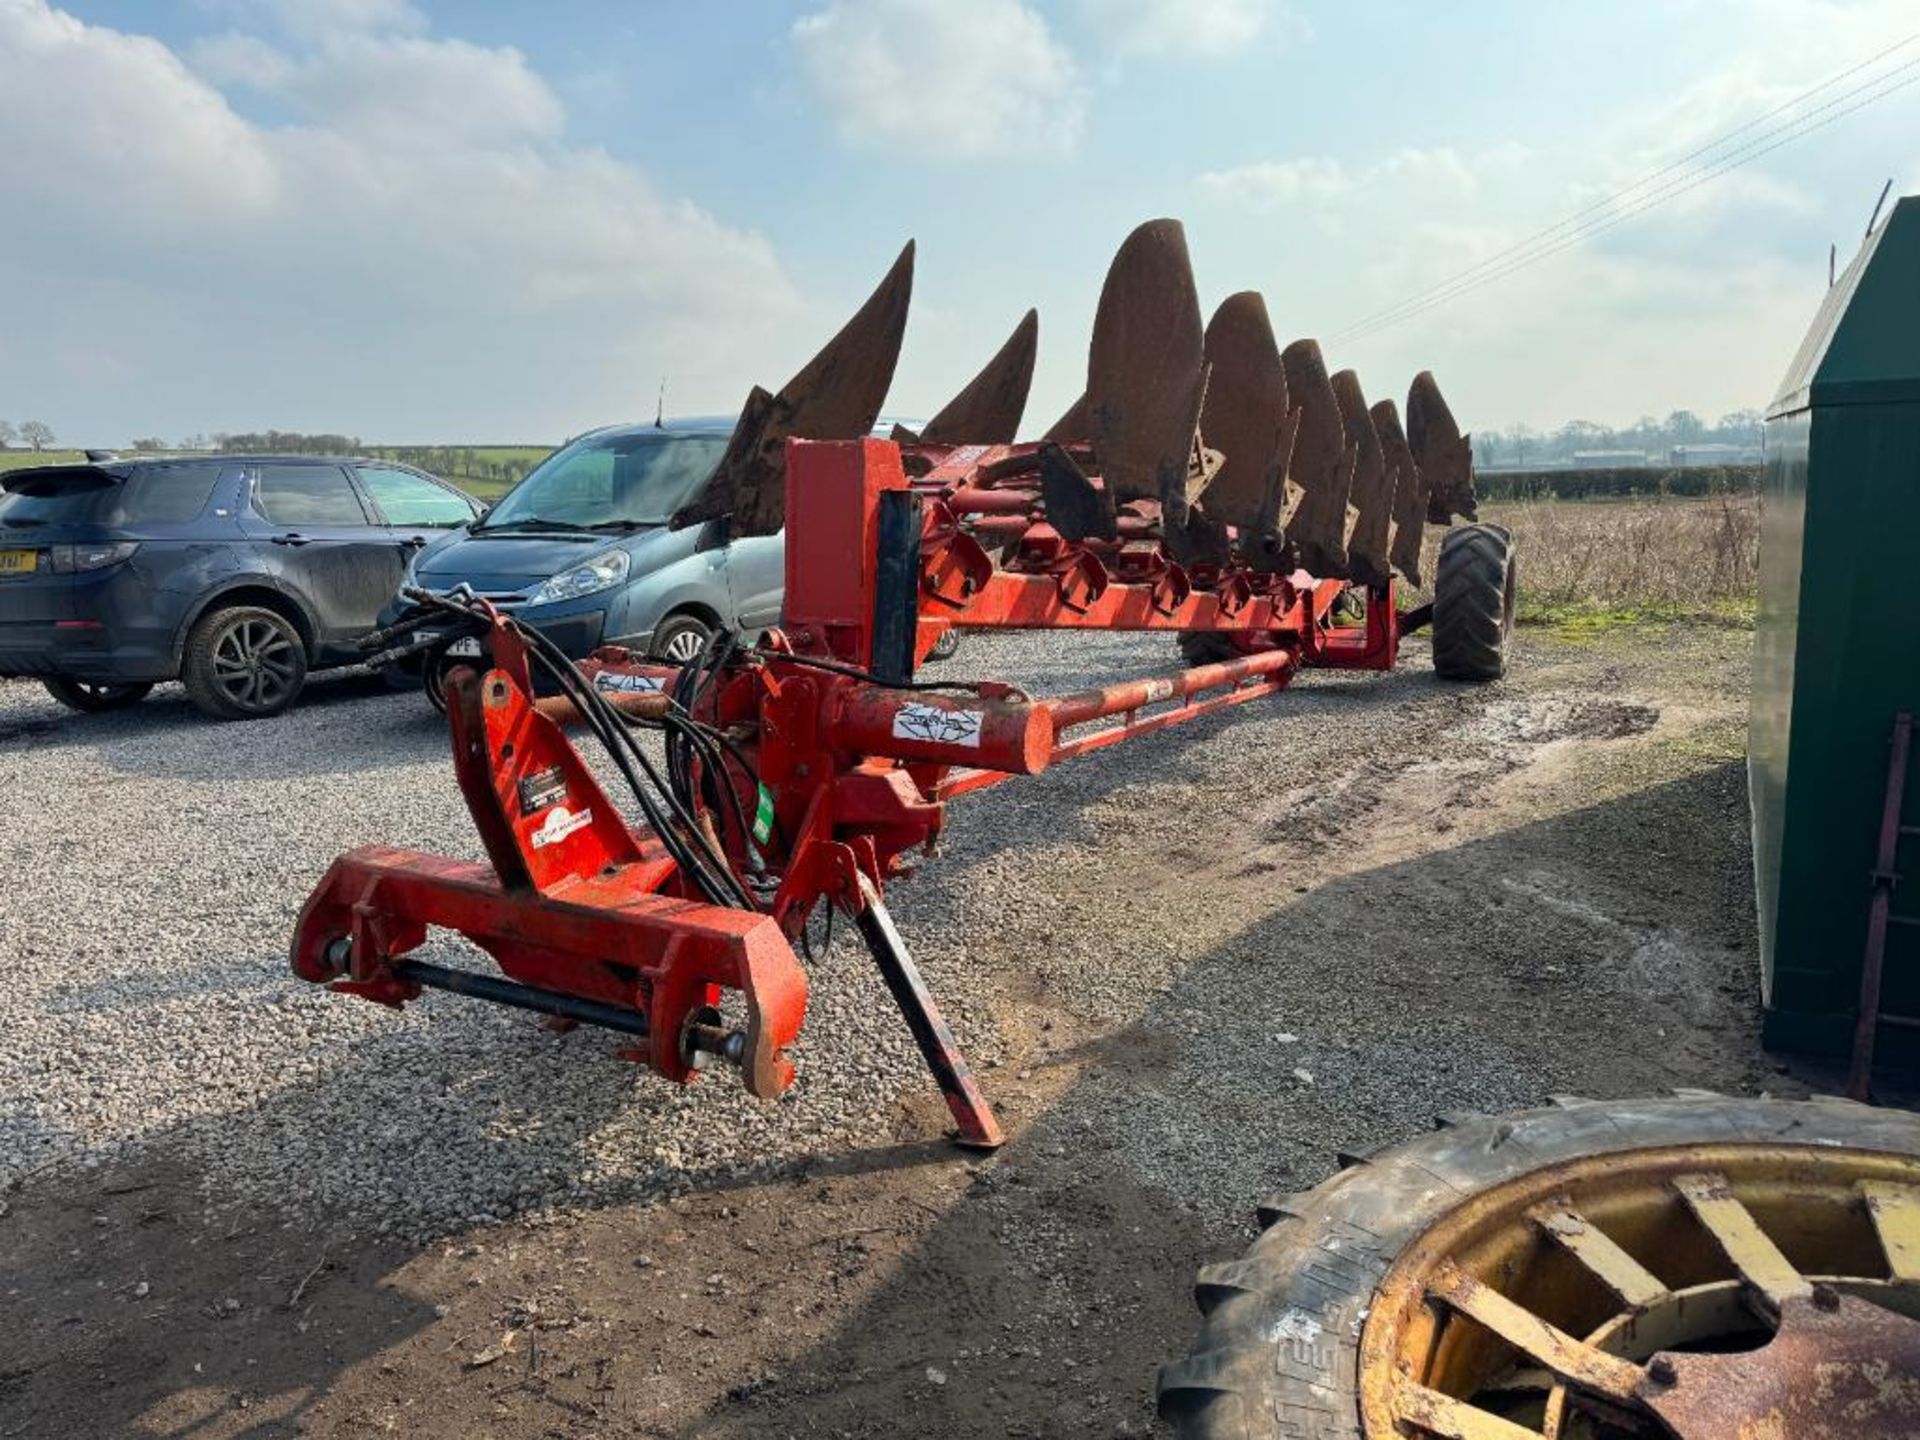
[1508,423,1539,466]
[179,432,209,452]
[0,420,14,449]
[1664,409,1705,443]
[131,436,167,452]
[20,420,55,451]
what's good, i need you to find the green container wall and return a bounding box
[1753,194,1920,1059]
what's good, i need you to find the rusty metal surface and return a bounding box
[1423,1259,1645,1405]
[1373,397,1426,586]
[1673,1170,1812,1310]
[1864,1178,1920,1281]
[1279,338,1350,576]
[921,308,1038,445]
[1408,369,1478,523]
[1642,1291,1920,1438]
[1086,218,1207,519]
[1197,290,1291,535]
[1036,441,1116,542]
[1359,1142,1920,1440]
[676,241,915,535]
[1333,370,1392,588]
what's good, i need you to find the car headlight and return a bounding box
[528,549,629,606]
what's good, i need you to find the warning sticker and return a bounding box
[530,805,593,849]
[892,701,984,749]
[594,670,663,694]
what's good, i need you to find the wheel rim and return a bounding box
[1358,1143,1920,1438]
[662,627,707,662]
[210,617,298,711]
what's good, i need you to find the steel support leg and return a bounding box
[851,876,1005,1150]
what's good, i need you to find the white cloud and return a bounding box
[251,0,426,41]
[0,0,279,224]
[791,0,1084,160]
[1197,156,1352,210]
[1076,0,1307,57]
[0,0,805,440]
[192,27,564,147]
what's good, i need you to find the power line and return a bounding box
[1329,30,1920,344]
[1335,46,1920,341]
[1336,63,1920,344]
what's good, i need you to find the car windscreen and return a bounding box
[0,468,119,527]
[479,433,727,531]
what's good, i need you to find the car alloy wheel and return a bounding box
[209,615,301,713]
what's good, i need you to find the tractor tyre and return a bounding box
[1157,1093,1920,1440]
[1430,522,1514,681]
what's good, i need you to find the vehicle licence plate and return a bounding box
[445,637,483,657]
[0,549,38,575]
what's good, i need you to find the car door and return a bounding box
[723,528,785,632]
[240,462,404,654]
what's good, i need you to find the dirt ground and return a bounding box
[1,622,1817,1439]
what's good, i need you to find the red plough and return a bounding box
[292,219,1505,1150]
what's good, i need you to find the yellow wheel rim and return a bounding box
[1357,1144,1920,1438]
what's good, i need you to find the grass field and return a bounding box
[1431,494,1760,628]
[0,450,85,473]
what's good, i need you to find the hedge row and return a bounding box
[1475,464,1760,501]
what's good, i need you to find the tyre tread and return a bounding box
[1431,522,1513,681]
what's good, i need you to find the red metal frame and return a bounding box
[291,437,1406,1149]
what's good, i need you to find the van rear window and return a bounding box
[0,468,116,527]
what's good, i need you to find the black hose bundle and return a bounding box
[400,589,757,913]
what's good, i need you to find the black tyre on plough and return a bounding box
[1157,1093,1920,1439]
[1432,521,1516,682]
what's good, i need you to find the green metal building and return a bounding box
[1752,192,1920,1061]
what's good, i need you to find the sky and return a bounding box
[2,0,1917,446]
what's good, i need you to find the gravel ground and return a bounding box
[0,624,1787,1437]
[0,630,1766,1242]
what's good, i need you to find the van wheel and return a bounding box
[181,605,309,720]
[650,613,715,664]
[43,677,153,713]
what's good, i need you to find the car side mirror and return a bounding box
[696,516,731,552]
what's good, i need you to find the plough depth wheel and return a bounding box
[1432,521,1516,682]
[1158,1093,1920,1439]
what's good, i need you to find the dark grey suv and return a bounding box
[0,455,481,719]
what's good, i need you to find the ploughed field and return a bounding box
[0,534,1781,1438]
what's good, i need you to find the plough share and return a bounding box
[293,219,1504,1150]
